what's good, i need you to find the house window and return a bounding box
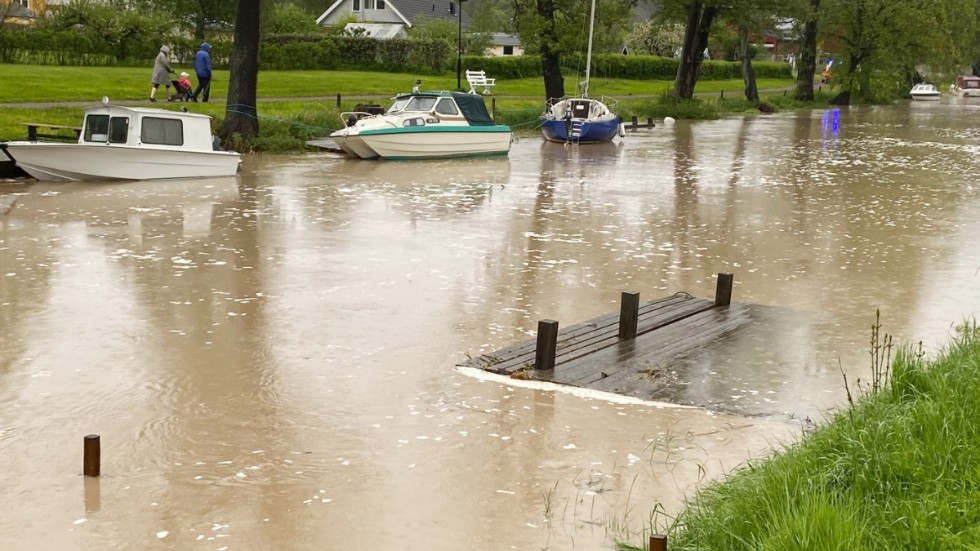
[377,0,385,8]
[352,0,360,11]
[503,46,514,56]
[141,117,183,146]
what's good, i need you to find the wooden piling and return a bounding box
[631,115,638,128]
[491,97,496,120]
[647,117,655,127]
[715,272,734,306]
[650,534,667,551]
[618,291,640,340]
[336,93,341,108]
[534,319,559,371]
[84,434,100,477]
[720,89,725,99]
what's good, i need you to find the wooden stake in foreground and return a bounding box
[84,434,100,477]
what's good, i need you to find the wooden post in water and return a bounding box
[336,93,341,108]
[631,115,638,129]
[534,320,559,371]
[618,292,640,340]
[84,434,100,477]
[647,117,655,127]
[649,534,667,551]
[715,272,734,306]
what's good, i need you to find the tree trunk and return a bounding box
[738,26,758,103]
[794,0,820,102]
[673,2,718,100]
[221,0,261,145]
[537,0,564,102]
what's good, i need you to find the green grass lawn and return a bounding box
[0,63,801,147]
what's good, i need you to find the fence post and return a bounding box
[715,272,734,306]
[84,434,101,477]
[618,292,639,340]
[336,93,341,108]
[492,97,496,120]
[534,320,559,371]
[650,534,667,551]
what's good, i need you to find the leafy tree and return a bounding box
[513,0,635,101]
[671,1,721,99]
[819,0,977,103]
[794,0,820,101]
[263,1,321,34]
[222,0,261,143]
[409,18,491,55]
[623,19,684,56]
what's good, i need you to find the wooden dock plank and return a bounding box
[468,296,714,374]
[460,294,694,368]
[551,307,740,385]
[458,273,746,402]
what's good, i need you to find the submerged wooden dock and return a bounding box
[459,273,752,401]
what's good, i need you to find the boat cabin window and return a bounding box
[403,117,426,127]
[405,97,437,112]
[388,97,411,113]
[83,114,109,142]
[434,98,458,116]
[108,117,129,144]
[141,117,184,146]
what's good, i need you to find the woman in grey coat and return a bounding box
[149,45,174,102]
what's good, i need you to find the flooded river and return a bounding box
[2,101,980,550]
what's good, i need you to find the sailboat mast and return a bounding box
[583,0,596,99]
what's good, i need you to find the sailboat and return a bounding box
[539,0,624,144]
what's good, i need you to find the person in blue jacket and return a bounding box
[190,42,212,102]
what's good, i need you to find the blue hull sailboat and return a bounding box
[540,0,623,144]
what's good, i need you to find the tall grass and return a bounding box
[644,320,980,551]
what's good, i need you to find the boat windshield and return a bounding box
[403,97,437,112]
[387,97,412,113]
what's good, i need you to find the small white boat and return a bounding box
[909,83,941,101]
[0,100,240,181]
[329,89,512,160]
[952,75,980,97]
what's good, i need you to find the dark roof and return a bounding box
[397,0,472,28]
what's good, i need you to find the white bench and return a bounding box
[465,70,496,95]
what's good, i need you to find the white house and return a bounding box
[486,33,522,56]
[316,0,472,39]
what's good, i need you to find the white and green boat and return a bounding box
[330,89,512,160]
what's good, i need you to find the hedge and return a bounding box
[0,28,792,81]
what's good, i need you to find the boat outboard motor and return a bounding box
[346,114,358,127]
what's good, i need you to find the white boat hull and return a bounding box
[357,128,511,159]
[910,93,941,101]
[2,142,240,181]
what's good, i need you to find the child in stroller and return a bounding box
[170,72,193,102]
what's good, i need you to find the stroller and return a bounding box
[169,78,193,102]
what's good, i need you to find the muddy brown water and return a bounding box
[2,101,980,550]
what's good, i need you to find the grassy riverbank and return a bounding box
[618,320,980,550]
[0,63,824,151]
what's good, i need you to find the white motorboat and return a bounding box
[539,0,624,144]
[952,75,980,97]
[909,83,941,101]
[329,89,512,160]
[0,100,241,181]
